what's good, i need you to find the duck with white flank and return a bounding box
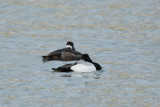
[52,54,102,72]
[42,41,82,62]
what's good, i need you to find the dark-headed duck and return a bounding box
[42,41,82,62]
[52,54,102,72]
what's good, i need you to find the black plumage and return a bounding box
[52,63,77,72]
[52,54,102,72]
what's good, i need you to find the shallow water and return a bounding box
[0,0,160,106]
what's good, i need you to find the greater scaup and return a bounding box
[52,54,102,72]
[42,41,82,62]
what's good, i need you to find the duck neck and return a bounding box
[72,46,75,50]
[66,45,72,49]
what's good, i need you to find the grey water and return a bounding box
[0,0,160,106]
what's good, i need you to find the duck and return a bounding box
[42,41,82,62]
[52,54,102,72]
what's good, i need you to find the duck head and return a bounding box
[66,41,75,50]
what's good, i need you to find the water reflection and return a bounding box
[53,70,104,79]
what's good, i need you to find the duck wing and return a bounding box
[52,62,77,72]
[42,48,82,62]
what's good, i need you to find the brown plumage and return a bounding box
[42,41,82,62]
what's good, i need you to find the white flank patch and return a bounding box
[71,64,96,72]
[66,45,72,49]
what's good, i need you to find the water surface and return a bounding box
[0,0,160,106]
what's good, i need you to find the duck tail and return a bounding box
[52,68,56,70]
[42,56,50,62]
[52,68,59,72]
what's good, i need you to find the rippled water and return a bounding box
[0,0,160,106]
